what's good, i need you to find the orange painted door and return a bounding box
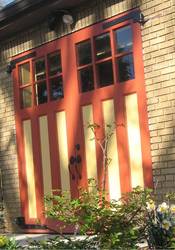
[12,10,152,230]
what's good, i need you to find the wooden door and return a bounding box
[12,10,152,231]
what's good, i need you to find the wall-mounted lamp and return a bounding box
[48,10,74,31]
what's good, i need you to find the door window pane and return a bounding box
[50,77,64,100]
[95,33,111,60]
[79,67,94,92]
[35,81,47,105]
[77,40,92,66]
[48,53,62,76]
[118,54,135,82]
[97,60,113,87]
[19,63,30,85]
[115,26,133,53]
[21,87,32,108]
[35,59,46,81]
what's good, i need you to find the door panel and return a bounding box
[23,120,37,219]
[12,10,152,230]
[56,111,71,194]
[102,99,121,200]
[82,105,98,181]
[125,93,144,188]
[39,116,52,196]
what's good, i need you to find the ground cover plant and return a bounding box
[0,235,20,249]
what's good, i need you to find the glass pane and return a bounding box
[118,54,135,82]
[35,59,46,81]
[48,52,62,76]
[79,67,94,93]
[95,33,111,60]
[115,26,133,53]
[19,63,30,85]
[77,40,92,66]
[97,60,113,87]
[35,81,47,105]
[50,77,64,100]
[21,87,32,108]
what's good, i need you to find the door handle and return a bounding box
[69,144,82,180]
[68,163,75,180]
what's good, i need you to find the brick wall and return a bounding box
[0,62,21,232]
[0,0,175,231]
[140,0,175,201]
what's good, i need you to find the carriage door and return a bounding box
[12,10,152,228]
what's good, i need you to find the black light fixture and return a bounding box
[48,10,74,31]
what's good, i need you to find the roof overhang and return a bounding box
[0,0,88,40]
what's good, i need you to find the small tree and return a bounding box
[87,123,114,192]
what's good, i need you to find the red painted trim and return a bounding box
[133,23,153,188]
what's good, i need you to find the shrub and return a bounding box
[45,180,152,249]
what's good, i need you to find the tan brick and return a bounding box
[158,128,174,136]
[156,101,171,109]
[159,142,172,149]
[151,137,162,143]
[167,161,175,168]
[153,169,161,175]
[155,175,166,181]
[152,149,167,156]
[165,120,175,128]
[164,181,175,187]
[152,162,167,169]
[164,107,175,115]
[149,123,165,131]
[152,156,161,162]
[154,87,169,96]
[166,175,174,181]
[159,130,170,140]
[151,144,159,150]
[162,168,175,174]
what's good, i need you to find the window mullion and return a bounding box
[30,60,35,107]
[91,37,98,89]
[110,29,118,85]
[45,55,51,102]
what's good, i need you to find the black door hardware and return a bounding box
[69,144,82,180]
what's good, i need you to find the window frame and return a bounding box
[75,23,135,94]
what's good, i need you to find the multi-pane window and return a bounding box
[77,40,94,93]
[76,25,134,93]
[95,33,114,87]
[18,25,135,108]
[48,52,64,101]
[115,25,134,82]
[18,51,64,109]
[34,58,47,105]
[19,62,32,108]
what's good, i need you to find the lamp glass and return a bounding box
[62,14,74,25]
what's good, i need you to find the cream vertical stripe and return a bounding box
[23,120,37,218]
[56,111,70,193]
[82,105,97,180]
[39,116,52,195]
[103,99,121,200]
[125,93,144,188]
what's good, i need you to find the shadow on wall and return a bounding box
[0,65,22,232]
